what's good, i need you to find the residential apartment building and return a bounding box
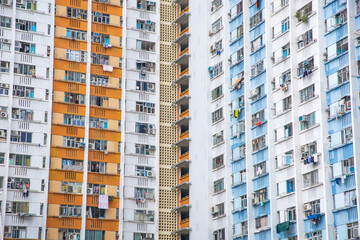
[0,0,54,238]
[47,0,122,239]
[120,0,159,240]
[228,0,360,240]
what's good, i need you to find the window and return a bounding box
[286,178,295,193]
[14,41,35,54]
[9,154,30,166]
[211,0,222,11]
[11,131,32,143]
[135,144,155,156]
[271,0,288,13]
[135,122,155,135]
[13,86,34,98]
[60,205,82,217]
[85,230,104,240]
[212,108,223,123]
[136,61,156,72]
[135,188,155,199]
[0,153,4,164]
[213,228,225,240]
[62,159,83,171]
[230,25,243,42]
[0,16,11,28]
[87,183,106,195]
[252,110,265,127]
[281,17,289,33]
[134,210,154,222]
[88,139,107,151]
[346,223,359,239]
[136,19,156,32]
[58,229,80,240]
[65,92,85,104]
[63,136,85,148]
[212,85,223,100]
[65,71,86,83]
[11,108,33,121]
[250,35,263,53]
[212,154,224,169]
[211,18,222,32]
[213,131,224,145]
[305,231,322,240]
[233,170,246,185]
[253,188,267,204]
[299,84,315,103]
[6,202,29,214]
[0,61,10,73]
[90,96,108,107]
[301,141,317,159]
[230,1,243,19]
[210,39,222,56]
[304,200,320,217]
[297,57,314,78]
[232,145,246,160]
[136,81,155,93]
[254,161,266,177]
[91,32,109,44]
[213,179,224,193]
[136,40,155,52]
[297,29,313,49]
[252,135,266,152]
[66,28,87,40]
[295,2,312,24]
[14,63,35,76]
[325,9,347,33]
[88,161,107,173]
[64,114,85,127]
[66,49,87,62]
[136,0,156,11]
[255,215,268,229]
[330,126,352,148]
[4,226,27,239]
[7,177,30,190]
[15,19,36,32]
[282,96,292,111]
[250,60,264,77]
[92,12,109,24]
[282,43,290,58]
[136,101,155,113]
[134,233,154,240]
[230,48,244,67]
[231,121,245,138]
[67,7,87,19]
[135,166,152,177]
[233,195,247,210]
[250,10,263,29]
[209,62,223,79]
[327,66,349,89]
[16,0,37,10]
[303,170,318,188]
[344,190,357,207]
[300,112,316,130]
[0,38,11,51]
[342,158,355,175]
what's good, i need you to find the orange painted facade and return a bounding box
[48,0,122,238]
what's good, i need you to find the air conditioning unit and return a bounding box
[210,44,216,52]
[147,171,154,177]
[299,115,309,122]
[148,84,155,90]
[211,205,219,214]
[0,130,6,138]
[16,0,24,3]
[249,88,259,99]
[2,0,11,5]
[11,131,19,136]
[325,106,330,112]
[145,233,154,239]
[1,83,9,88]
[88,143,95,149]
[303,203,311,211]
[69,234,77,239]
[0,111,8,119]
[252,197,257,205]
[4,226,10,234]
[149,145,155,150]
[354,227,359,238]
[87,188,93,194]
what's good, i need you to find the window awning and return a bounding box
[232,76,243,90]
[276,221,290,233]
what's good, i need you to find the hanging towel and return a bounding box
[233,109,239,118]
[103,65,113,72]
[98,195,109,209]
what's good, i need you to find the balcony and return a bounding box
[87,172,120,186]
[49,169,83,182]
[178,174,189,185]
[87,195,119,208]
[86,219,119,231]
[178,88,189,99]
[179,151,189,162]
[47,216,82,229]
[177,26,189,38]
[177,5,189,18]
[178,109,189,120]
[178,131,189,141]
